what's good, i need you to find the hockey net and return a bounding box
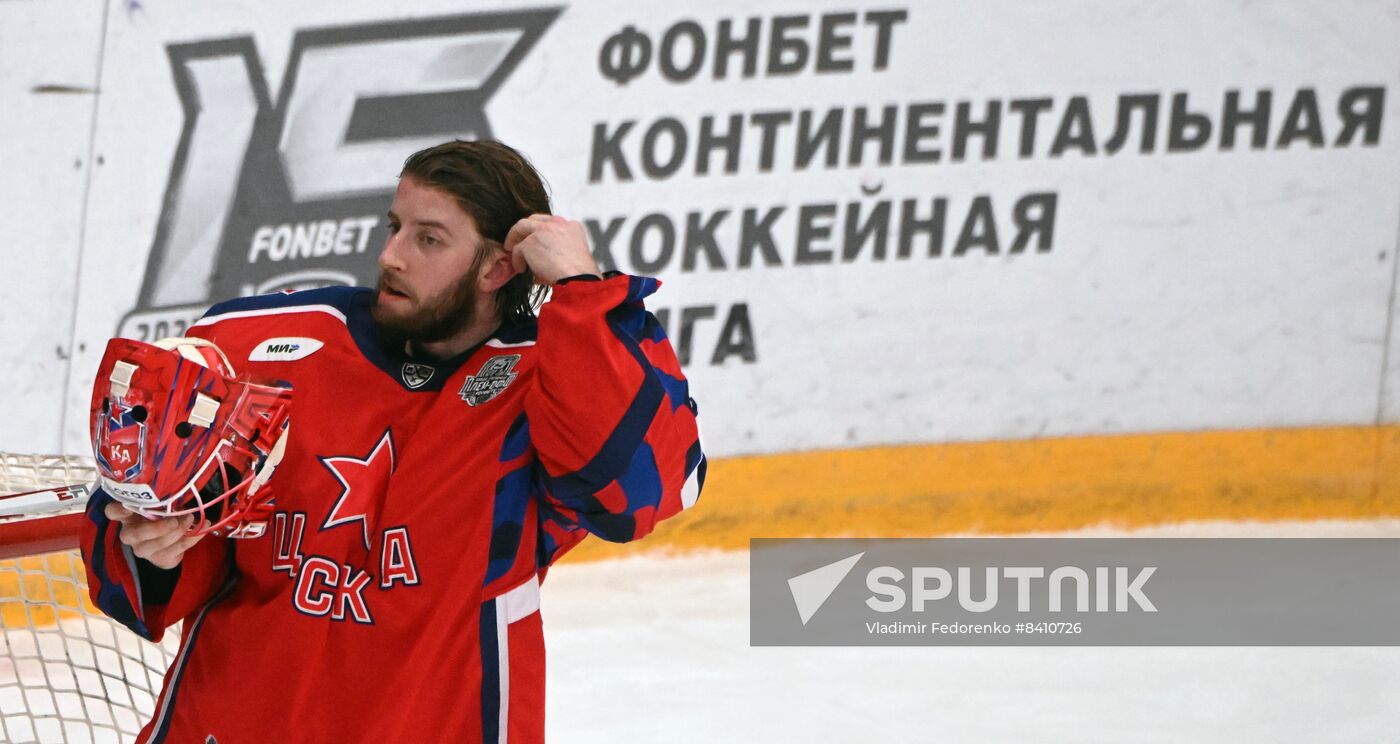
[0,453,179,744]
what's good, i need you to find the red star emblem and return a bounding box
[319,429,395,549]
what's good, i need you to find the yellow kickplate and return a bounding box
[567,424,1400,561]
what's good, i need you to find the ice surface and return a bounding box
[2,519,1395,743]
[543,520,1400,743]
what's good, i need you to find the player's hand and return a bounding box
[502,214,602,285]
[104,502,204,570]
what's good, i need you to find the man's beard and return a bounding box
[371,259,484,346]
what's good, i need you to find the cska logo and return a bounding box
[98,400,147,481]
[319,429,396,550]
[272,429,420,626]
[107,443,135,465]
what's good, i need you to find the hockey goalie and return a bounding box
[81,139,705,744]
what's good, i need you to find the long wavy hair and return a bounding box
[400,140,551,324]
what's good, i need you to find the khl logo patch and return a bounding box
[401,363,435,389]
[459,355,520,406]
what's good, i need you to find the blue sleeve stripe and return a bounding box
[608,302,684,408]
[85,490,148,636]
[615,442,662,515]
[611,302,647,341]
[500,414,531,463]
[149,574,239,744]
[485,465,533,584]
[479,600,502,744]
[641,311,668,343]
[685,440,704,482]
[624,275,660,304]
[657,369,690,412]
[545,316,664,503]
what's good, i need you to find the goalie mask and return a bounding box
[90,337,292,538]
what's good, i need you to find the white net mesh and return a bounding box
[0,454,179,743]
[0,455,99,498]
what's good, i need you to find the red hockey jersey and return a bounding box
[81,274,705,743]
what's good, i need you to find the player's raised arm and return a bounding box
[512,216,706,544]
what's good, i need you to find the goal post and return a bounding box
[0,453,179,744]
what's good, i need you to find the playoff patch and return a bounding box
[459,355,520,406]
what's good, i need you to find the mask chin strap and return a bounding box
[218,423,289,540]
[153,335,236,374]
[248,423,290,497]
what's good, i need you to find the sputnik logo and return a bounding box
[787,552,865,625]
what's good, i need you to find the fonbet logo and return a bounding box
[789,554,1158,625]
[118,9,561,343]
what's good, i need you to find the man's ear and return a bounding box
[478,246,520,293]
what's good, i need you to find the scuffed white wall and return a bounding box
[0,0,106,455]
[2,0,1398,460]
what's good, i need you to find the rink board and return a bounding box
[569,422,1400,559]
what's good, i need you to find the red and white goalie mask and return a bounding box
[90,337,292,538]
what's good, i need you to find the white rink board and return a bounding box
[1386,251,1400,421]
[0,0,106,456]
[0,0,1397,457]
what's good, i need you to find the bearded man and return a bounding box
[83,139,705,744]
